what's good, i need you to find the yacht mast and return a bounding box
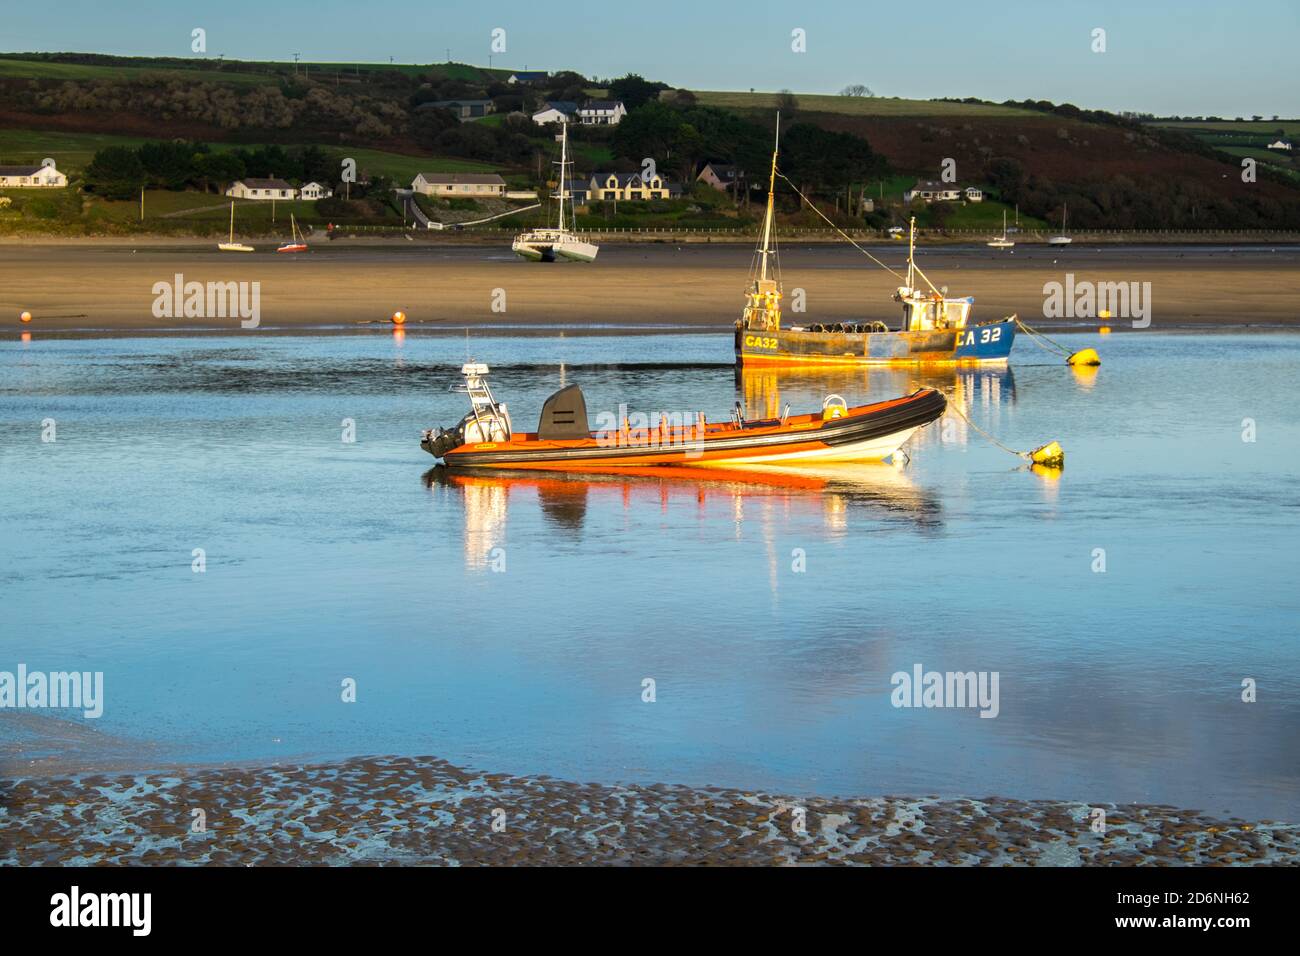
[758,113,780,282]
[556,121,569,232]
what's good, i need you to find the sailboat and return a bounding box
[986,210,1014,249]
[277,213,308,253]
[218,202,255,253]
[734,120,1016,367]
[1048,203,1072,245]
[511,122,599,262]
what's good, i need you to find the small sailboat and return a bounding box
[421,364,944,469]
[218,202,255,253]
[277,213,308,253]
[986,210,1014,249]
[1048,203,1072,246]
[512,122,599,262]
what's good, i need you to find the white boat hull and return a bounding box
[512,234,599,262]
[218,243,255,253]
[1047,237,1073,245]
[697,426,920,466]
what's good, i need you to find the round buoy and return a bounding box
[1029,441,1065,469]
[1098,326,1112,335]
[19,311,32,323]
[1067,348,1101,367]
[391,311,406,325]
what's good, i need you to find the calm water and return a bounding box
[2,330,1298,821]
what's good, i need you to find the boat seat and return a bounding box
[537,384,590,440]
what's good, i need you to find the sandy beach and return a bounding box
[1,240,1297,333]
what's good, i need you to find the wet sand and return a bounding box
[3,754,1295,866]
[2,241,1298,333]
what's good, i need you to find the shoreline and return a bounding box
[3,753,1295,866]
[4,242,1299,334]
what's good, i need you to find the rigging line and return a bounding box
[774,170,906,282]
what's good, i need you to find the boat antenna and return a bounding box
[758,113,780,283]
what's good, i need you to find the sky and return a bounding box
[2,0,1297,117]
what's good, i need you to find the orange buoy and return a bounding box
[391,311,406,325]
[1098,325,1111,335]
[19,311,32,323]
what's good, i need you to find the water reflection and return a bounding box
[424,463,944,568]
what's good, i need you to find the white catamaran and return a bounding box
[512,121,599,262]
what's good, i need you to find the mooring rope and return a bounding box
[1014,317,1072,357]
[945,402,1035,461]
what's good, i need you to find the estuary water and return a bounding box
[2,329,1298,822]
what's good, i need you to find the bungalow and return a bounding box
[697,162,742,194]
[904,180,962,203]
[577,101,627,126]
[411,172,507,197]
[424,99,496,121]
[0,162,68,188]
[964,186,983,202]
[226,178,297,200]
[507,71,549,85]
[299,181,333,201]
[532,101,578,125]
[1266,140,1293,151]
[589,171,675,201]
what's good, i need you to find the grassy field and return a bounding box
[0,129,500,180]
[1153,119,1300,136]
[691,91,1037,118]
[0,56,276,85]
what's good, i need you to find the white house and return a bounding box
[411,172,507,197]
[577,101,626,125]
[964,186,983,202]
[0,162,68,188]
[226,178,297,200]
[1266,140,1293,151]
[904,184,967,206]
[532,101,577,125]
[299,181,333,200]
[507,71,548,85]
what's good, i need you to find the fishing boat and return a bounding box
[1048,203,1072,246]
[218,201,255,253]
[277,213,308,253]
[986,210,1015,249]
[511,123,599,262]
[734,124,1016,368]
[421,363,944,469]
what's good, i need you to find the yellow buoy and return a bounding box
[1030,462,1063,481]
[1067,347,1101,366]
[1029,441,1064,469]
[19,311,32,323]
[1098,325,1111,334]
[391,311,406,325]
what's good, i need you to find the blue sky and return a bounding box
[2,0,1297,116]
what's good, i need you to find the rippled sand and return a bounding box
[3,755,1295,866]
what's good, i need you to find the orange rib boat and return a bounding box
[420,364,945,471]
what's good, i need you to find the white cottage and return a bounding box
[577,101,626,126]
[0,162,68,188]
[411,172,507,197]
[299,181,333,200]
[226,178,297,200]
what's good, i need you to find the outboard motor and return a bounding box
[421,363,513,460]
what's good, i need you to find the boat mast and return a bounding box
[758,113,780,282]
[229,201,235,243]
[907,216,915,289]
[556,121,569,233]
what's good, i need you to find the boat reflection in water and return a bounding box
[737,364,1016,453]
[424,462,943,569]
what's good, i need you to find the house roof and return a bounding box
[911,180,961,191]
[416,173,507,185]
[0,165,45,176]
[593,171,671,187]
[509,71,548,81]
[581,101,624,111]
[701,163,738,178]
[538,101,578,114]
[237,178,294,190]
